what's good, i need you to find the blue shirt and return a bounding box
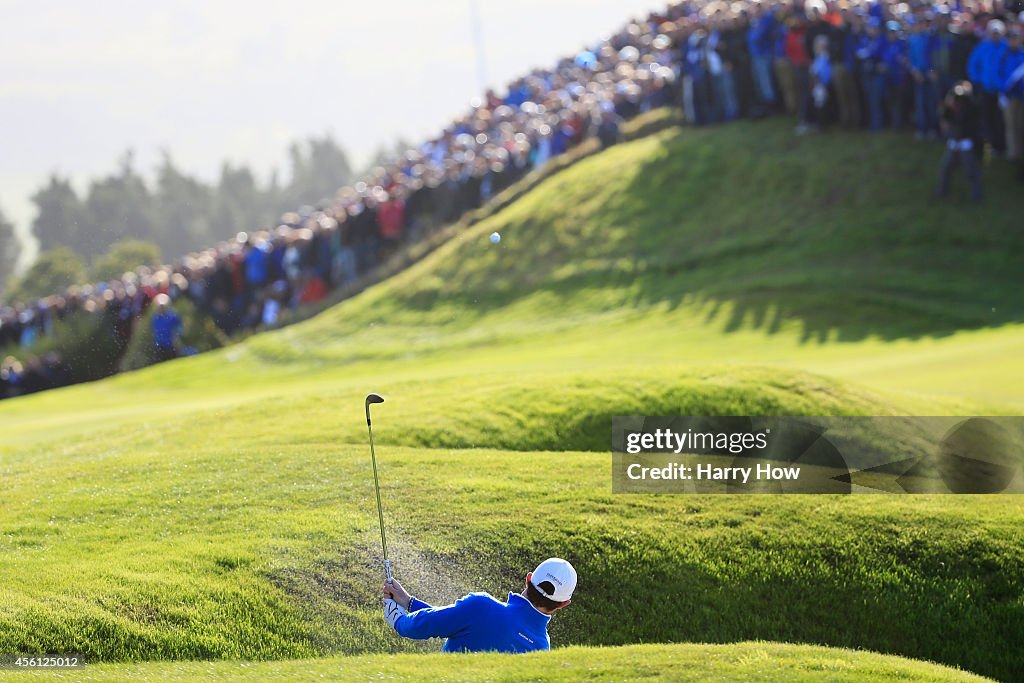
[881,37,908,85]
[907,32,935,73]
[395,592,551,653]
[1001,47,1024,97]
[747,14,776,59]
[812,53,833,86]
[244,246,269,285]
[968,39,1007,92]
[152,310,182,349]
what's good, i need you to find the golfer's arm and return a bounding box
[394,596,474,640]
[408,597,431,612]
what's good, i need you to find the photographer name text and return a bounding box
[625,463,801,483]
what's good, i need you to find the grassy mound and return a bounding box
[3,113,1024,681]
[27,366,964,455]
[1,643,993,682]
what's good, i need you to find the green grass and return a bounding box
[2,112,1023,681]
[2,440,1022,677]
[0,643,994,682]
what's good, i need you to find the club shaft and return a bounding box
[367,422,389,568]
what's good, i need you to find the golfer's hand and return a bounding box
[382,598,408,630]
[383,578,412,610]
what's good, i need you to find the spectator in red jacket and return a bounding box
[786,15,813,133]
[376,190,406,262]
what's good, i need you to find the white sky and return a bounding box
[1,0,665,269]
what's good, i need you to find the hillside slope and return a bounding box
[257,116,1024,351]
[246,117,1024,410]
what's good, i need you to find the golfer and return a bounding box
[381,557,577,653]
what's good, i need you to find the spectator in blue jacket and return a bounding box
[747,2,778,106]
[908,17,940,138]
[810,34,834,128]
[151,293,183,363]
[382,558,577,653]
[968,20,1009,154]
[860,18,888,130]
[1000,28,1024,160]
[881,21,909,130]
[773,5,798,114]
[243,239,270,289]
[682,29,711,125]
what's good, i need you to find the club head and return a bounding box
[365,393,384,424]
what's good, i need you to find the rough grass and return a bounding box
[2,441,1022,679]
[2,112,1023,681]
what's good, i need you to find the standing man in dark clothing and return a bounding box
[804,6,832,59]
[204,256,235,333]
[350,202,378,274]
[937,81,983,202]
[403,178,432,242]
[946,14,978,84]
[836,11,862,127]
[722,14,754,118]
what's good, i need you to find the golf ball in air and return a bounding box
[490,232,501,244]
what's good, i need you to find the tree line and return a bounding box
[1,133,360,300]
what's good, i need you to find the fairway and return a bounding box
[2,115,1023,681]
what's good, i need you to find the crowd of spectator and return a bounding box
[677,0,1024,148]
[3,0,1024,400]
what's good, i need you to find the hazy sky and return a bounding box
[1,0,665,268]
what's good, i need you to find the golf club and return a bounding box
[365,392,391,583]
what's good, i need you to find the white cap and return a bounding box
[530,558,577,602]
